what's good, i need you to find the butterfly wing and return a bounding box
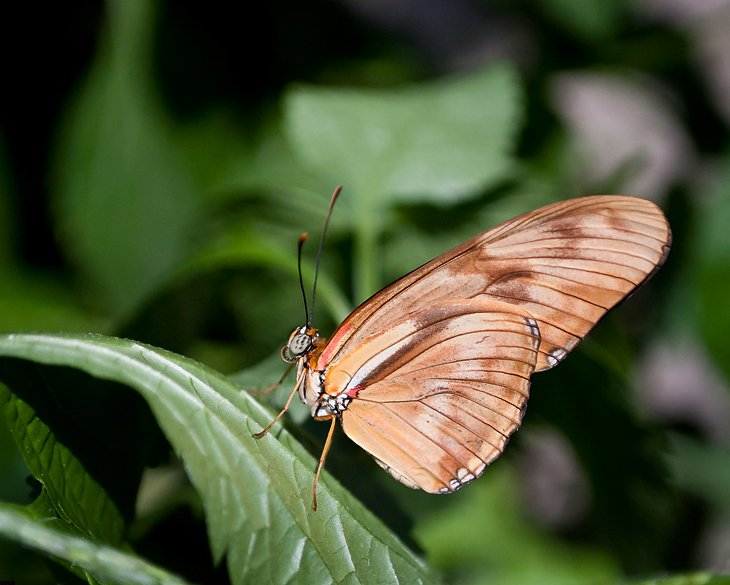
[311,195,670,491]
[318,195,671,373]
[334,298,540,493]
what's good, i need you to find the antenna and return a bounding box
[309,185,342,326]
[297,232,309,326]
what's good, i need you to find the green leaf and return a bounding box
[0,384,125,544]
[0,333,436,585]
[284,64,523,299]
[536,0,627,41]
[415,466,618,585]
[186,222,351,323]
[0,272,102,334]
[383,189,556,283]
[531,351,674,572]
[694,158,730,380]
[230,353,310,425]
[52,1,200,316]
[668,433,730,516]
[285,64,521,204]
[0,503,192,585]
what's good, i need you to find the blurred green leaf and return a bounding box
[383,188,556,282]
[533,350,675,573]
[0,333,436,585]
[52,0,200,317]
[284,64,523,299]
[0,503,191,585]
[668,433,730,517]
[172,111,254,198]
[695,159,730,381]
[535,0,626,41]
[414,466,618,585]
[186,222,351,323]
[285,64,521,204]
[0,272,102,334]
[215,117,334,202]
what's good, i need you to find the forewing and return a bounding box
[319,195,671,372]
[337,299,540,493]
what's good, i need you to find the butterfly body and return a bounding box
[265,195,672,505]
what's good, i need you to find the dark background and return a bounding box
[1,1,729,583]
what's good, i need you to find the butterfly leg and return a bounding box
[249,362,294,396]
[251,368,304,439]
[312,415,337,511]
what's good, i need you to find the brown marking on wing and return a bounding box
[316,195,670,492]
[318,195,671,373]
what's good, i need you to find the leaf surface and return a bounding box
[0,333,435,585]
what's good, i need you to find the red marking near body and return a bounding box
[346,385,362,398]
[318,322,351,366]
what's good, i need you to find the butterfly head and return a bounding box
[281,326,319,363]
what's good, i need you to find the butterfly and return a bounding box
[254,189,672,510]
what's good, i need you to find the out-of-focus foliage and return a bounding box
[0,1,728,584]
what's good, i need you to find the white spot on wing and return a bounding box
[454,467,477,487]
[525,317,540,338]
[547,347,568,367]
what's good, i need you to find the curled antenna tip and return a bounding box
[330,185,343,207]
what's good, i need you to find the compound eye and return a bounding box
[289,333,312,356]
[280,345,296,363]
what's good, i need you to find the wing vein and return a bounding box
[361,386,524,425]
[401,357,533,382]
[484,230,667,251]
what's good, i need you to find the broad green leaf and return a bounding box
[284,64,522,299]
[52,1,200,316]
[0,384,125,544]
[0,503,191,585]
[0,333,436,585]
[285,64,521,204]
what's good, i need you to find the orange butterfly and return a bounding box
[254,189,672,510]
